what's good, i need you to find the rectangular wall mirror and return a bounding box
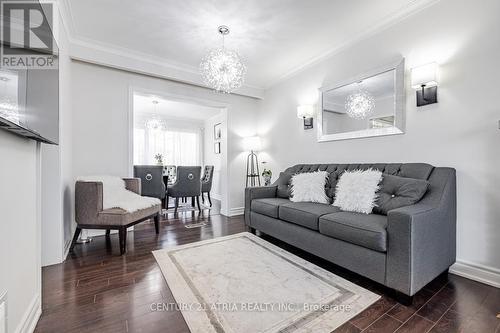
[318,58,405,142]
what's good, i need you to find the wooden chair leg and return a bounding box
[154,213,160,234]
[166,195,169,210]
[207,192,212,207]
[191,196,195,207]
[69,227,82,252]
[196,196,201,212]
[174,197,179,215]
[105,229,111,236]
[201,193,205,203]
[119,227,127,255]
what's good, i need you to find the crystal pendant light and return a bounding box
[345,82,375,119]
[200,26,247,93]
[145,100,165,131]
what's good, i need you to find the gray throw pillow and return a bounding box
[374,174,430,215]
[274,172,292,198]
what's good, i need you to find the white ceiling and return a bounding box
[65,0,434,88]
[134,93,221,121]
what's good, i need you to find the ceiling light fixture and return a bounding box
[145,100,166,131]
[200,25,247,94]
[345,82,375,119]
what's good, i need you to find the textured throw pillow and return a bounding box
[373,174,430,215]
[333,169,383,214]
[290,171,329,204]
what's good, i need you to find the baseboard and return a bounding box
[228,207,244,217]
[449,260,500,288]
[15,293,41,333]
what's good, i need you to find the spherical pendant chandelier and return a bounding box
[345,83,375,119]
[200,26,247,94]
[145,100,166,131]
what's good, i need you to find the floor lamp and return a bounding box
[244,136,262,187]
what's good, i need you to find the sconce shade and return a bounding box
[243,136,262,152]
[297,105,314,119]
[411,62,438,89]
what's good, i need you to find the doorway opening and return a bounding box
[129,90,229,217]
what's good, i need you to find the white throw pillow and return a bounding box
[333,169,383,214]
[290,171,329,204]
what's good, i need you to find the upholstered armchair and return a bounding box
[166,166,202,214]
[71,178,161,255]
[201,165,215,206]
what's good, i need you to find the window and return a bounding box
[133,126,202,166]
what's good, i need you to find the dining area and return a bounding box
[133,164,215,215]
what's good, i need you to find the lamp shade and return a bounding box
[297,105,314,119]
[243,136,261,152]
[411,62,438,89]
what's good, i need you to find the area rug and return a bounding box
[153,232,379,333]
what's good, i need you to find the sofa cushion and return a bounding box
[282,163,434,202]
[251,198,291,218]
[279,202,340,230]
[274,172,293,198]
[373,174,430,215]
[319,212,388,252]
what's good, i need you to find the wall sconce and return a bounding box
[411,62,438,107]
[297,105,314,129]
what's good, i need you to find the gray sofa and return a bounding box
[244,163,456,303]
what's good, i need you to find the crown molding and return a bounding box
[57,0,440,96]
[265,0,442,88]
[57,0,264,99]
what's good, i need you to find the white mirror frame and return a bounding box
[317,58,405,142]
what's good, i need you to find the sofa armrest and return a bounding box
[75,181,104,226]
[386,169,456,296]
[123,178,141,195]
[244,186,277,226]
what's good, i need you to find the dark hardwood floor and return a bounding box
[35,207,500,333]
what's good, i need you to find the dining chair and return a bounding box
[201,165,215,207]
[163,165,176,185]
[133,165,166,202]
[166,166,202,214]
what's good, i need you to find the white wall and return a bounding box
[204,113,224,200]
[41,144,63,266]
[0,131,41,333]
[70,61,258,215]
[41,9,73,266]
[258,0,500,275]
